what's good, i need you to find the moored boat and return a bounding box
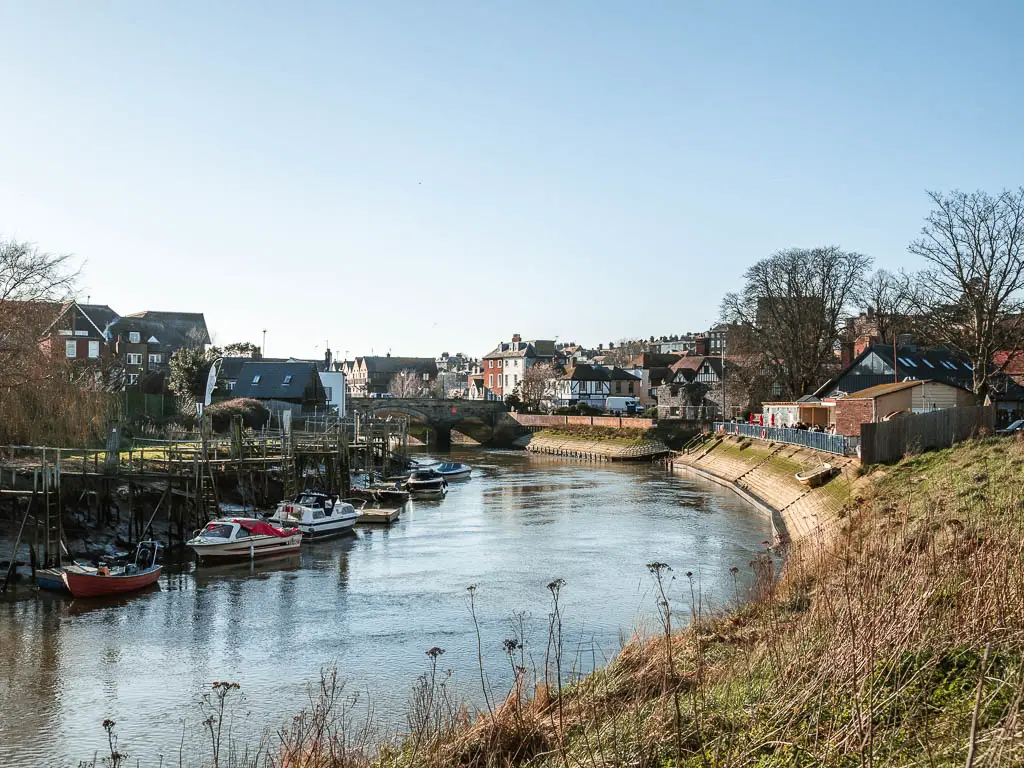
[268,491,359,540]
[61,542,163,598]
[37,563,96,591]
[795,463,833,487]
[405,469,448,499]
[348,484,411,507]
[186,518,302,562]
[435,462,471,479]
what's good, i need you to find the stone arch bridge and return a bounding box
[350,398,512,447]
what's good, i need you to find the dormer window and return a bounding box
[128,332,140,343]
[252,375,261,384]
[282,375,292,385]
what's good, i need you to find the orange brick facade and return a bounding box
[835,399,874,437]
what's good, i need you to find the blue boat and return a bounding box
[435,462,472,479]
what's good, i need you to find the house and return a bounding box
[109,311,211,388]
[40,301,116,363]
[829,380,975,437]
[625,353,682,406]
[319,370,347,417]
[814,342,1024,426]
[230,361,327,416]
[551,364,638,410]
[341,355,438,397]
[482,334,556,400]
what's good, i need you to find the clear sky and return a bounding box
[2,2,1021,360]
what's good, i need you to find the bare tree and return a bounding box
[908,188,1024,401]
[602,339,647,367]
[516,362,558,412]
[721,246,872,399]
[854,269,915,344]
[0,237,80,390]
[389,369,424,398]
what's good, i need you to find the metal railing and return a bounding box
[714,422,856,456]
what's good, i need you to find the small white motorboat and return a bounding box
[435,462,472,479]
[405,469,448,499]
[268,491,359,540]
[795,463,833,487]
[186,519,302,562]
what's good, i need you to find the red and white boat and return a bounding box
[61,541,163,598]
[186,518,302,562]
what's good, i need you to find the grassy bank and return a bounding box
[83,438,1024,767]
[369,437,1023,767]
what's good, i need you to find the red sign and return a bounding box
[450,407,457,414]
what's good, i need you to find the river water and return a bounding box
[0,449,771,767]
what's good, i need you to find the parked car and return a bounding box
[606,396,643,415]
[369,392,395,399]
[997,419,1024,435]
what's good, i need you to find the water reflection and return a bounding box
[0,449,770,766]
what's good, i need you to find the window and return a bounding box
[487,374,493,387]
[65,340,77,358]
[282,375,292,385]
[497,375,503,387]
[252,375,262,384]
[488,360,494,369]
[126,353,142,365]
[128,332,140,343]
[628,382,635,394]
[922,359,935,368]
[58,329,72,336]
[148,353,162,364]
[88,341,100,359]
[127,373,139,385]
[905,358,918,368]
[498,359,503,368]
[74,329,89,336]
[226,380,236,391]
[422,372,429,381]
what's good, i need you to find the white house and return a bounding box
[319,370,347,417]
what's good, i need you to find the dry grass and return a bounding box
[367,437,1024,768]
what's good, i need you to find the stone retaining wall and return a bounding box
[671,435,862,543]
[525,434,669,461]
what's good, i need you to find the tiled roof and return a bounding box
[836,380,929,400]
[231,361,321,400]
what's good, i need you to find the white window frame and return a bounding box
[128,332,141,343]
[126,353,143,365]
[148,353,162,364]
[74,329,89,337]
[88,341,100,359]
[65,340,77,358]
[127,373,139,385]
[58,329,72,336]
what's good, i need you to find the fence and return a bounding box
[859,405,994,465]
[122,392,179,419]
[512,414,655,429]
[714,422,854,456]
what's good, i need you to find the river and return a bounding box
[0,449,771,766]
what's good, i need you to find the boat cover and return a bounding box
[233,519,297,537]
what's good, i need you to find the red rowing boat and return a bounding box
[61,541,163,598]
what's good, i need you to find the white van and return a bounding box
[606,396,642,415]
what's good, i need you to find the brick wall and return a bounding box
[835,399,874,437]
[511,414,655,429]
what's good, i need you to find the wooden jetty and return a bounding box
[1,413,409,589]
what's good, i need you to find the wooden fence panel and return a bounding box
[860,406,994,464]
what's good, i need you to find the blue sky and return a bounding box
[2,2,1021,359]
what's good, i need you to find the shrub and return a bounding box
[205,398,270,432]
[553,403,602,416]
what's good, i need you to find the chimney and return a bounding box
[694,336,709,356]
[840,340,854,368]
[512,333,521,343]
[324,347,332,369]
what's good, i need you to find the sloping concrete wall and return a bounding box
[670,435,860,543]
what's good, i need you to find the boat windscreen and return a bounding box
[203,523,235,539]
